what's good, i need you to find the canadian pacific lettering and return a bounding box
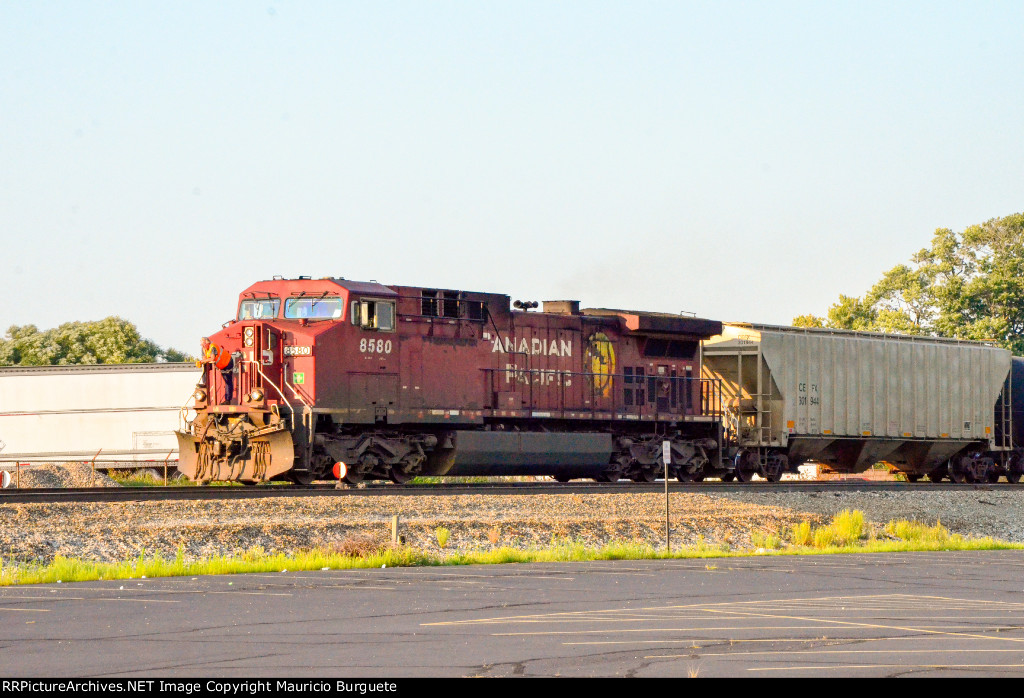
[491,336,573,357]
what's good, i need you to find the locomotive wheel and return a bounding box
[288,470,316,486]
[676,471,705,483]
[927,470,946,483]
[594,457,630,483]
[389,466,414,485]
[630,468,658,483]
[719,473,735,482]
[554,475,572,483]
[987,469,1001,484]
[904,473,920,483]
[341,467,365,486]
[1008,471,1023,484]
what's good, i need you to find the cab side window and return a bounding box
[350,299,396,331]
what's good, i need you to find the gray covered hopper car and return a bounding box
[702,323,1015,482]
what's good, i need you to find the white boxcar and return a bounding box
[0,363,200,465]
[702,323,1012,475]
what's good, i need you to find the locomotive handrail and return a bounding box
[244,359,296,431]
[178,393,198,432]
[284,376,312,410]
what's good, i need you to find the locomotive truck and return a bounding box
[177,276,1022,484]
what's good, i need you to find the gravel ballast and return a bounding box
[2,488,1024,565]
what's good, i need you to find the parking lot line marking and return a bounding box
[5,597,180,604]
[0,608,50,612]
[747,663,1024,672]
[495,626,855,635]
[657,647,1024,658]
[425,593,1024,627]
[203,591,293,596]
[697,607,1024,645]
[571,635,962,646]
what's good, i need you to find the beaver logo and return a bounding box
[585,332,615,398]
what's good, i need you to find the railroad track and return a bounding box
[1,480,1022,504]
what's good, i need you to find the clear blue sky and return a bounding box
[2,1,1022,352]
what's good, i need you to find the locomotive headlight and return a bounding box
[249,388,265,402]
[244,327,255,347]
[193,388,208,403]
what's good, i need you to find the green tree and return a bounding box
[0,317,191,366]
[793,212,1024,352]
[792,314,825,328]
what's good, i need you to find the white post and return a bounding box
[663,440,672,555]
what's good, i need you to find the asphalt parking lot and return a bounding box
[4,551,1024,677]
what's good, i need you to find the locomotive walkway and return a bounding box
[1,480,1021,504]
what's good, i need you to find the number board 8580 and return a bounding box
[360,338,393,354]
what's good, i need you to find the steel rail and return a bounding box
[0,480,1022,504]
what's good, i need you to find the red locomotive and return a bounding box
[177,276,725,484]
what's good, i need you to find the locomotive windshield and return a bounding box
[285,297,344,320]
[238,298,280,320]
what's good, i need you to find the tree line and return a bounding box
[793,212,1024,354]
[0,317,190,366]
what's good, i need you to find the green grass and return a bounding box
[2,510,1021,586]
[106,470,253,487]
[107,470,180,487]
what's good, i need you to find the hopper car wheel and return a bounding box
[950,457,973,484]
[733,451,759,483]
[554,475,572,483]
[1008,455,1024,483]
[927,470,946,483]
[904,473,920,483]
[677,472,705,483]
[719,473,735,482]
[763,455,786,483]
[733,466,755,483]
[987,470,1001,484]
